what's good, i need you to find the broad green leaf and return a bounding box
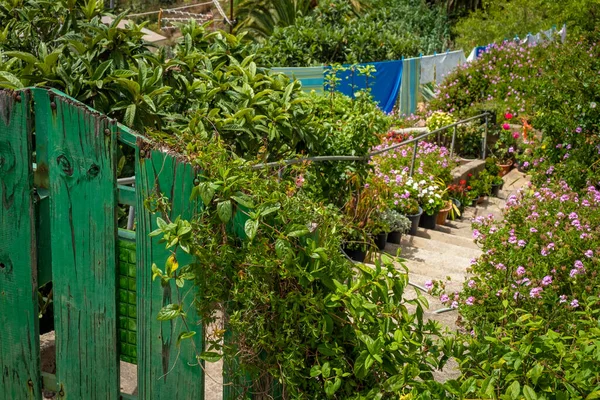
[523,385,537,400]
[217,200,232,223]
[244,219,259,240]
[157,303,183,321]
[199,351,222,362]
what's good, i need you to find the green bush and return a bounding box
[258,0,450,66]
[438,182,600,397]
[454,0,600,50]
[430,34,600,188]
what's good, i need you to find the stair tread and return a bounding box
[414,226,478,247]
[401,233,481,258]
[384,242,476,274]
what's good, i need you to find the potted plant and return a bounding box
[490,174,504,197]
[446,179,472,219]
[493,116,519,176]
[341,227,368,262]
[418,182,445,230]
[398,198,422,236]
[382,209,411,244]
[436,199,455,225]
[367,211,390,251]
[470,171,493,203]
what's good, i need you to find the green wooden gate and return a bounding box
[0,88,206,399]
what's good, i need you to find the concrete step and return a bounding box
[384,242,475,275]
[401,232,481,257]
[424,222,475,240]
[413,227,478,250]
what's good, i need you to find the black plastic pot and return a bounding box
[406,207,423,236]
[342,246,367,262]
[491,183,502,197]
[387,231,403,244]
[419,211,438,230]
[373,232,388,250]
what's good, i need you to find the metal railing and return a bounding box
[252,112,491,175]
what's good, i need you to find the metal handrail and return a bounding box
[251,112,491,175]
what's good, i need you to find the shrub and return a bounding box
[430,34,600,189]
[258,0,450,66]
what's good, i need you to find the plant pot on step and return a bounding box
[436,202,453,226]
[387,230,403,244]
[372,232,388,250]
[497,160,513,177]
[448,198,462,221]
[491,183,502,197]
[406,207,423,236]
[419,211,438,230]
[341,245,367,263]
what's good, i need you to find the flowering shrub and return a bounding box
[431,34,600,188]
[370,139,456,215]
[460,181,600,326]
[436,181,600,396]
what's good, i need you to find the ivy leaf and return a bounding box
[157,304,183,321]
[217,200,232,223]
[176,331,196,347]
[244,219,259,240]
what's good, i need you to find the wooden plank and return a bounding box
[118,184,136,206]
[136,147,205,399]
[0,89,42,400]
[42,373,137,400]
[35,89,120,399]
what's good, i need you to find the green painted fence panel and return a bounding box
[135,144,205,399]
[35,90,120,399]
[0,90,42,400]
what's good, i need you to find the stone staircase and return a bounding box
[377,168,530,380]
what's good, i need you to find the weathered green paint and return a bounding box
[35,193,52,287]
[42,374,137,400]
[118,184,136,206]
[135,146,205,399]
[35,90,120,399]
[0,90,42,400]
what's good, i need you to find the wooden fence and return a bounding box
[0,88,216,399]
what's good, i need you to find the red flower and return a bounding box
[459,179,467,185]
[502,123,510,130]
[505,112,513,120]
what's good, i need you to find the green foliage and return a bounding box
[302,90,391,205]
[454,0,600,50]
[258,0,450,66]
[441,182,600,397]
[430,34,600,189]
[149,141,449,398]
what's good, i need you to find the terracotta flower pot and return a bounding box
[436,202,453,226]
[497,160,514,177]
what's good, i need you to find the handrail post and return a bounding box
[450,125,457,158]
[409,140,418,176]
[482,113,489,159]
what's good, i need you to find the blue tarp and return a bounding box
[327,60,403,114]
